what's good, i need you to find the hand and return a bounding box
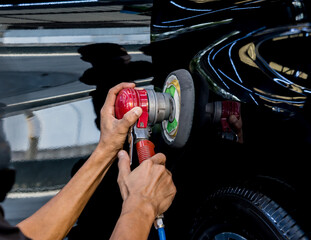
[97,82,142,157]
[117,150,176,218]
[228,115,243,143]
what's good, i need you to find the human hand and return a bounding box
[97,82,142,157]
[228,115,243,143]
[117,150,176,218]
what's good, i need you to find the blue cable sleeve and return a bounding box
[157,227,166,240]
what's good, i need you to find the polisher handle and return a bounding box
[136,140,155,164]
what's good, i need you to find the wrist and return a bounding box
[94,142,118,161]
[110,195,155,240]
[121,195,156,223]
[83,144,118,177]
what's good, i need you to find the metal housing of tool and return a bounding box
[115,69,195,163]
[114,69,195,240]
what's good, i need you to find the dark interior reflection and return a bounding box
[78,43,153,129]
[260,33,311,90]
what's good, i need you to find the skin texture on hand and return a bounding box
[110,150,176,240]
[16,82,176,240]
[97,82,143,158]
[117,150,176,217]
[17,83,143,240]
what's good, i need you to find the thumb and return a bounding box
[117,150,131,200]
[119,107,142,130]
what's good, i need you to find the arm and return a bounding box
[17,82,143,240]
[110,150,176,240]
[110,196,155,240]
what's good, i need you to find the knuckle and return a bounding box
[158,152,166,159]
[117,177,122,185]
[172,186,177,196]
[107,88,114,96]
[145,159,154,166]
[100,106,105,116]
[157,164,166,174]
[142,159,154,169]
[117,174,124,184]
[167,174,174,185]
[119,116,133,131]
[167,177,176,192]
[122,114,132,125]
[157,153,166,163]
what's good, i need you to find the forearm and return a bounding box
[18,146,115,240]
[17,82,141,240]
[110,197,155,240]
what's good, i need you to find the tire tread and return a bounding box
[211,187,308,240]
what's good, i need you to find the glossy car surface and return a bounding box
[150,0,311,239]
[0,0,311,239]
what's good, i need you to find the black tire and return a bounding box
[190,187,308,240]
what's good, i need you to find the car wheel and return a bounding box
[190,187,308,240]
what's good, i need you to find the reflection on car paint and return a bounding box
[3,99,99,162]
[191,24,310,115]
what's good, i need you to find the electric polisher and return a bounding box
[114,69,195,240]
[115,69,195,163]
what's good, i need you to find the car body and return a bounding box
[0,0,310,239]
[150,0,311,239]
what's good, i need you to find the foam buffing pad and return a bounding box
[161,69,195,148]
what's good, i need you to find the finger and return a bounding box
[159,189,177,215]
[166,168,172,176]
[107,82,136,104]
[149,153,166,165]
[228,115,242,130]
[117,150,131,199]
[103,82,136,115]
[118,150,131,177]
[119,107,142,130]
[157,175,176,215]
